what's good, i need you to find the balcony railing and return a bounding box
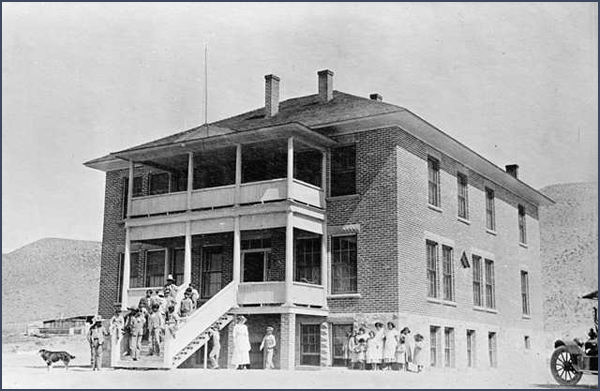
[236,281,326,308]
[130,178,322,217]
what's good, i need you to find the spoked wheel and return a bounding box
[550,345,583,386]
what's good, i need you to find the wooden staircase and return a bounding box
[112,281,237,369]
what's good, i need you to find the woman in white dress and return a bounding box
[372,322,386,369]
[232,315,251,369]
[382,321,399,369]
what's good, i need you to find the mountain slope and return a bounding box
[2,238,101,328]
[540,182,598,339]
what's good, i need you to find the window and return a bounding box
[444,327,455,367]
[430,326,440,367]
[331,145,356,197]
[332,324,353,366]
[295,236,321,285]
[129,252,143,288]
[442,245,455,301]
[485,188,495,231]
[485,259,496,309]
[295,150,322,188]
[472,255,483,307]
[132,176,144,197]
[524,335,531,349]
[488,332,497,367]
[170,249,185,286]
[331,235,357,294]
[202,246,223,299]
[518,205,527,244]
[428,157,441,207]
[300,324,321,366]
[117,254,125,303]
[521,271,530,315]
[426,241,438,298]
[145,250,166,287]
[457,173,469,219]
[148,172,170,195]
[466,330,476,367]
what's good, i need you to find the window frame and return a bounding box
[428,156,441,207]
[488,332,498,368]
[466,329,476,367]
[442,245,455,302]
[294,236,322,285]
[518,205,527,244]
[485,188,496,231]
[521,270,530,315]
[457,173,469,219]
[300,323,321,366]
[430,325,441,367]
[472,255,483,307]
[117,253,125,303]
[444,327,455,368]
[331,235,358,294]
[129,251,143,289]
[145,249,167,288]
[148,172,171,196]
[201,245,224,299]
[426,240,439,299]
[330,144,356,197]
[484,259,496,309]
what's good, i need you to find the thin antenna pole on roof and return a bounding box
[204,41,209,137]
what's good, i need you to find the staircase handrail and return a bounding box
[167,281,237,357]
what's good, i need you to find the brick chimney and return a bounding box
[370,93,383,101]
[265,74,280,117]
[318,69,334,102]
[505,164,519,178]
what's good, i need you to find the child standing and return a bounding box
[395,334,408,371]
[259,326,277,369]
[165,306,180,339]
[348,330,358,369]
[209,326,221,369]
[366,330,381,370]
[355,327,368,370]
[179,289,194,318]
[147,304,163,356]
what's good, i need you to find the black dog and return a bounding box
[38,349,76,371]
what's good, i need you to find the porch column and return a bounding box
[235,144,242,205]
[287,137,294,199]
[127,160,134,218]
[321,151,328,296]
[285,210,294,306]
[183,221,192,286]
[233,216,241,287]
[121,227,131,310]
[187,152,194,211]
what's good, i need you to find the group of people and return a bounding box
[105,275,213,363]
[231,315,277,370]
[343,322,425,372]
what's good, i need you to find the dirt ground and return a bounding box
[2,335,597,389]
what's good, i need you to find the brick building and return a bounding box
[85,69,553,370]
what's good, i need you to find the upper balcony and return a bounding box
[117,123,336,220]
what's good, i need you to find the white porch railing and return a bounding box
[291,282,326,307]
[237,282,286,305]
[292,179,324,208]
[131,192,187,216]
[240,178,287,204]
[190,184,236,209]
[165,281,237,365]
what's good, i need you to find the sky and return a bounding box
[2,2,597,253]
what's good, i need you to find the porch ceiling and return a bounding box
[112,122,336,164]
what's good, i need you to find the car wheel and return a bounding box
[550,345,583,386]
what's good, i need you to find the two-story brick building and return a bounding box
[85,69,553,371]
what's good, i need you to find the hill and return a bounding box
[539,182,598,339]
[2,238,101,330]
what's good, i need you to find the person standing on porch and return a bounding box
[147,304,163,356]
[129,310,145,361]
[164,275,178,300]
[259,326,276,369]
[232,315,251,369]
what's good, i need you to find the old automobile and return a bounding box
[550,290,598,385]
